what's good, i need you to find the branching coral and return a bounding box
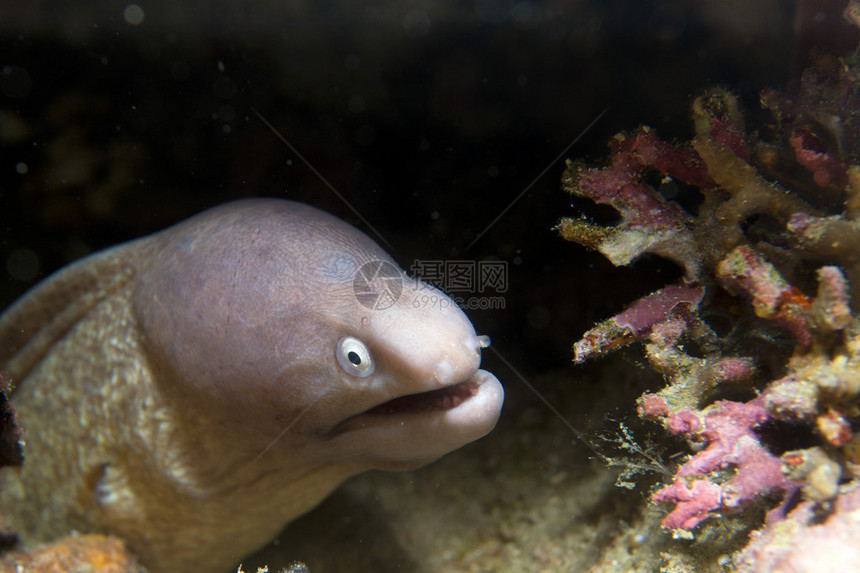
[650,398,798,531]
[558,38,860,564]
[763,49,860,297]
[787,168,860,296]
[557,128,708,278]
[733,482,860,572]
[572,284,705,364]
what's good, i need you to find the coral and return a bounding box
[733,482,860,572]
[761,48,860,297]
[780,447,842,503]
[715,246,812,345]
[761,315,860,443]
[559,40,860,558]
[0,533,140,573]
[650,398,798,530]
[557,128,707,278]
[761,49,860,169]
[573,284,705,364]
[789,128,851,188]
[558,88,822,283]
[786,167,860,297]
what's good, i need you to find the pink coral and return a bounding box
[787,168,860,300]
[716,245,812,345]
[692,89,750,161]
[614,284,705,335]
[560,45,860,555]
[789,128,850,188]
[572,283,704,363]
[651,478,722,531]
[557,127,709,277]
[734,483,860,572]
[651,399,799,530]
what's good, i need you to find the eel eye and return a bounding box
[336,336,375,378]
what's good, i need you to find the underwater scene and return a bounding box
[1,1,859,571]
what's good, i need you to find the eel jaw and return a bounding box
[324,369,504,469]
[364,379,482,415]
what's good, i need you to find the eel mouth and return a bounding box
[325,371,500,440]
[322,370,503,465]
[365,380,481,415]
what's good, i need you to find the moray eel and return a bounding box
[0,199,504,572]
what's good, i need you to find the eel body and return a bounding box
[0,199,504,572]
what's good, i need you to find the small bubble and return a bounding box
[123,4,145,25]
[516,75,528,87]
[419,138,430,151]
[6,248,40,281]
[15,162,27,174]
[487,165,499,177]
[431,210,440,220]
[217,60,226,73]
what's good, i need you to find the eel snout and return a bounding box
[322,335,503,469]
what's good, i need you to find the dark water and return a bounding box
[0,1,805,374]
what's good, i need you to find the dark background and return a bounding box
[0,0,852,385]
